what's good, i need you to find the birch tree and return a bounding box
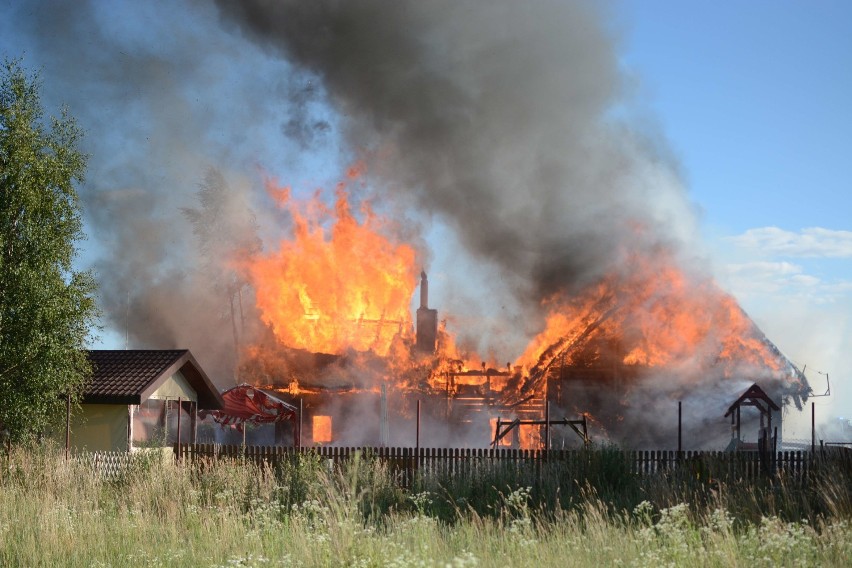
[0,61,98,442]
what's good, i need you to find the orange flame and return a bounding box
[517,250,784,378]
[248,171,418,356]
[243,166,796,414]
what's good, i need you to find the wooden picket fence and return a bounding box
[173,444,850,487]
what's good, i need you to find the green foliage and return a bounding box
[1,446,852,567]
[0,60,98,442]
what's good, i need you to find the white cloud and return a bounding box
[726,261,804,277]
[723,261,814,297]
[789,274,822,287]
[721,261,852,307]
[728,227,852,258]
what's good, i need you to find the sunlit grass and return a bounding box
[0,445,850,567]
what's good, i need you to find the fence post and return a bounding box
[65,392,71,460]
[544,400,550,457]
[677,401,682,463]
[176,397,182,463]
[416,400,421,450]
[811,402,815,454]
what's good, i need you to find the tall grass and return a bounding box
[0,445,850,567]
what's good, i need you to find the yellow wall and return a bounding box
[150,371,198,401]
[69,404,129,452]
[57,372,199,453]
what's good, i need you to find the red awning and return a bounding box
[200,384,297,430]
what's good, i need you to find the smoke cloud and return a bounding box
[208,1,706,364]
[1,0,343,384]
[3,0,700,383]
[215,0,698,309]
[6,1,799,449]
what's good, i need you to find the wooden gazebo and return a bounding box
[725,383,780,444]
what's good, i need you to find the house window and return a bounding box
[132,399,192,446]
[312,415,332,444]
[519,424,540,450]
[133,399,168,446]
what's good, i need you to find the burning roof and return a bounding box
[512,253,810,410]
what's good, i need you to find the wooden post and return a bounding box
[773,426,778,475]
[191,401,197,445]
[127,404,134,451]
[736,405,741,441]
[415,399,421,475]
[297,398,303,449]
[677,401,682,457]
[544,400,550,453]
[416,399,421,450]
[176,397,182,461]
[811,402,815,453]
[446,372,453,419]
[65,392,71,460]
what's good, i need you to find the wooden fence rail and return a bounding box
[173,444,850,487]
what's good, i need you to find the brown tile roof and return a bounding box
[84,350,224,409]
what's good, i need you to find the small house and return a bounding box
[67,349,224,452]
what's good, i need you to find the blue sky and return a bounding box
[1,1,849,435]
[621,1,851,233]
[618,1,852,435]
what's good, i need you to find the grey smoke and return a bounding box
[4,0,812,447]
[215,0,697,308]
[1,0,339,384]
[210,1,808,448]
[2,0,699,384]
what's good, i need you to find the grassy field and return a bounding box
[1,446,850,567]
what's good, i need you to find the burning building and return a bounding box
[498,254,811,448]
[238,218,810,450]
[195,3,812,450]
[62,3,815,451]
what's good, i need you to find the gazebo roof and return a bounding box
[724,383,780,418]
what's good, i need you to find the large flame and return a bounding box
[517,249,791,381]
[247,170,418,356]
[241,167,805,432]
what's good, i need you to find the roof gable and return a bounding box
[149,370,197,401]
[84,350,224,409]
